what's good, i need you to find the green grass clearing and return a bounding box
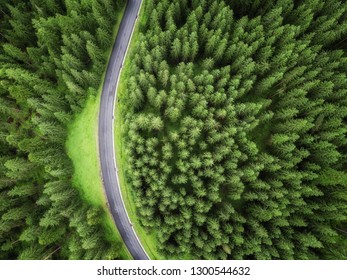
[65,3,131,260]
[66,93,131,260]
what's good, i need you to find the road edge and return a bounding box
[108,0,150,260]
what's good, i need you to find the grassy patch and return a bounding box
[65,3,131,260]
[67,95,102,205]
[66,93,131,260]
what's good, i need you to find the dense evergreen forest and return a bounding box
[119,0,347,259]
[0,0,125,259]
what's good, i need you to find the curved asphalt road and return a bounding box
[98,0,149,260]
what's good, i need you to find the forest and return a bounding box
[118,0,347,259]
[1,0,346,260]
[0,0,126,259]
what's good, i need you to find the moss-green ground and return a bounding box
[66,92,131,260]
[66,4,131,260]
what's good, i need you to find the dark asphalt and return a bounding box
[98,0,149,260]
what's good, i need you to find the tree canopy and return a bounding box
[118,0,347,259]
[0,0,125,259]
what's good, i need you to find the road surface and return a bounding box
[98,0,149,260]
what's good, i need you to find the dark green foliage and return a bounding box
[119,0,347,259]
[0,0,125,259]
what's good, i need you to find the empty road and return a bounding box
[98,0,149,260]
